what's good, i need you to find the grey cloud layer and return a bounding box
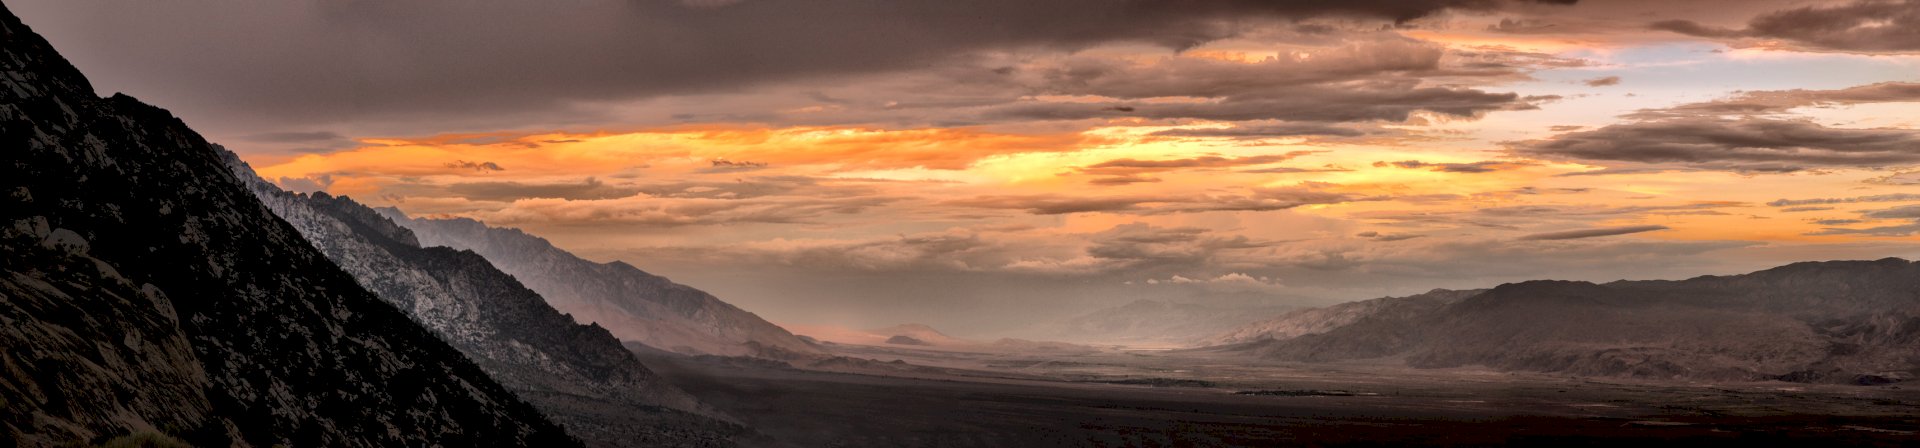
[1653,0,1920,54]
[1622,82,1920,120]
[1514,117,1920,173]
[1374,159,1532,173]
[1512,82,1920,173]
[944,185,1384,215]
[12,0,1572,137]
[1518,225,1670,241]
[1769,193,1920,207]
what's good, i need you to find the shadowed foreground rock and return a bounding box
[0,4,576,446]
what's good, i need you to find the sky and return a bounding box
[17,0,1920,337]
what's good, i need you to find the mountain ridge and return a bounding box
[1202,259,1920,383]
[225,153,742,447]
[0,5,577,445]
[372,211,824,360]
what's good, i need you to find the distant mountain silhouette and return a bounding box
[375,212,824,360]
[226,154,741,447]
[0,5,575,446]
[1203,260,1920,383]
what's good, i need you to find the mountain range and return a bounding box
[372,212,823,360]
[0,6,577,445]
[225,153,739,447]
[1202,260,1920,383]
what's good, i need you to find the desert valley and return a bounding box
[6,0,1920,446]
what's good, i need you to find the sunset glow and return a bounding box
[24,0,1920,334]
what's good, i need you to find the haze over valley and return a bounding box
[6,1,1920,446]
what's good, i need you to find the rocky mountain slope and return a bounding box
[1206,261,1920,383]
[226,155,739,447]
[374,213,822,359]
[0,6,576,446]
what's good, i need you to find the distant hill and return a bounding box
[1201,260,1920,383]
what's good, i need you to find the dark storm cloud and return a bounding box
[1651,0,1920,54]
[11,0,1574,132]
[1511,117,1920,173]
[1518,225,1670,240]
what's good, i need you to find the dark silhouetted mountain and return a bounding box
[1207,261,1920,383]
[226,155,741,447]
[0,6,577,447]
[372,212,823,359]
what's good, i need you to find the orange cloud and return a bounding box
[259,125,1096,182]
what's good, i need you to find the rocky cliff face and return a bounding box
[1207,261,1920,383]
[226,155,740,447]
[0,5,576,447]
[374,212,822,359]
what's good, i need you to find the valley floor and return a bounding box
[637,345,1919,447]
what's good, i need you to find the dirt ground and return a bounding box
[636,344,1920,447]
